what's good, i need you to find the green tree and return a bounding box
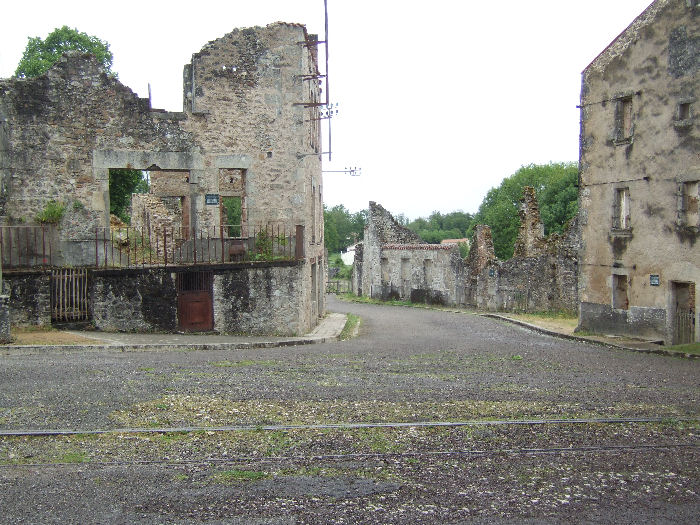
[323,205,366,253]
[15,25,113,78]
[469,162,578,259]
[108,169,149,223]
[408,211,474,245]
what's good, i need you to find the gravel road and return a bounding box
[1,295,698,523]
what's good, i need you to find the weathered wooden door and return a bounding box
[672,282,695,345]
[176,271,213,331]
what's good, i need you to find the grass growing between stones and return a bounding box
[339,314,360,340]
[0,420,695,468]
[662,342,700,355]
[108,397,693,429]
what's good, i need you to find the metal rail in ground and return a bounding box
[1,416,695,438]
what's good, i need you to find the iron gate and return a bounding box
[674,308,695,345]
[51,269,90,322]
[176,271,214,331]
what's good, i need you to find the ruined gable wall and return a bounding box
[579,0,698,340]
[358,201,463,304]
[0,52,194,239]
[181,24,322,239]
[471,217,580,313]
[181,23,325,322]
[465,190,580,313]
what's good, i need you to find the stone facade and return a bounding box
[354,191,580,313]
[578,0,699,343]
[3,264,307,335]
[353,202,464,305]
[0,22,326,335]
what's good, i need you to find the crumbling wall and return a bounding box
[354,188,579,313]
[354,202,463,305]
[2,272,51,326]
[0,52,194,238]
[0,22,327,335]
[466,188,580,313]
[378,244,463,305]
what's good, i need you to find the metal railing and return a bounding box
[0,226,56,268]
[94,224,303,268]
[326,279,351,294]
[0,224,305,270]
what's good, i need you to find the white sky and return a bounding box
[0,0,653,219]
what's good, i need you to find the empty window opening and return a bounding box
[221,196,243,237]
[614,96,634,142]
[612,274,629,310]
[108,168,149,223]
[401,258,411,281]
[678,102,691,121]
[423,259,433,286]
[613,187,631,229]
[682,181,699,227]
[381,257,390,282]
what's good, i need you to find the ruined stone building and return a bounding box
[577,0,699,344]
[0,23,326,335]
[353,193,579,313]
[353,202,464,305]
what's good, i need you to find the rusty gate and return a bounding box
[176,271,214,331]
[672,282,696,345]
[50,268,90,322]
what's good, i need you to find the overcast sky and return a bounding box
[0,0,654,219]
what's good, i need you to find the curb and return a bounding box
[483,314,698,360]
[0,314,348,354]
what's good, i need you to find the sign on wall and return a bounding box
[650,274,660,286]
[205,194,220,205]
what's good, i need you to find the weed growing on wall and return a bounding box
[35,200,66,224]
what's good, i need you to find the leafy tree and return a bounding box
[408,211,474,245]
[468,162,578,259]
[323,205,366,253]
[15,25,113,78]
[108,169,149,223]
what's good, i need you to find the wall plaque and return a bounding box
[205,194,220,205]
[649,274,660,286]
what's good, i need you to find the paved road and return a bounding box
[1,296,698,523]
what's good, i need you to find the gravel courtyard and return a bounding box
[1,295,698,523]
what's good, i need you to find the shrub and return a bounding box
[36,200,66,224]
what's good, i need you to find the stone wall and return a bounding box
[469,217,580,313]
[91,268,178,332]
[465,191,580,314]
[2,272,51,326]
[0,295,10,343]
[214,262,307,335]
[354,191,580,313]
[3,262,309,335]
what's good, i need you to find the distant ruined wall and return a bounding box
[354,189,580,313]
[465,189,580,313]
